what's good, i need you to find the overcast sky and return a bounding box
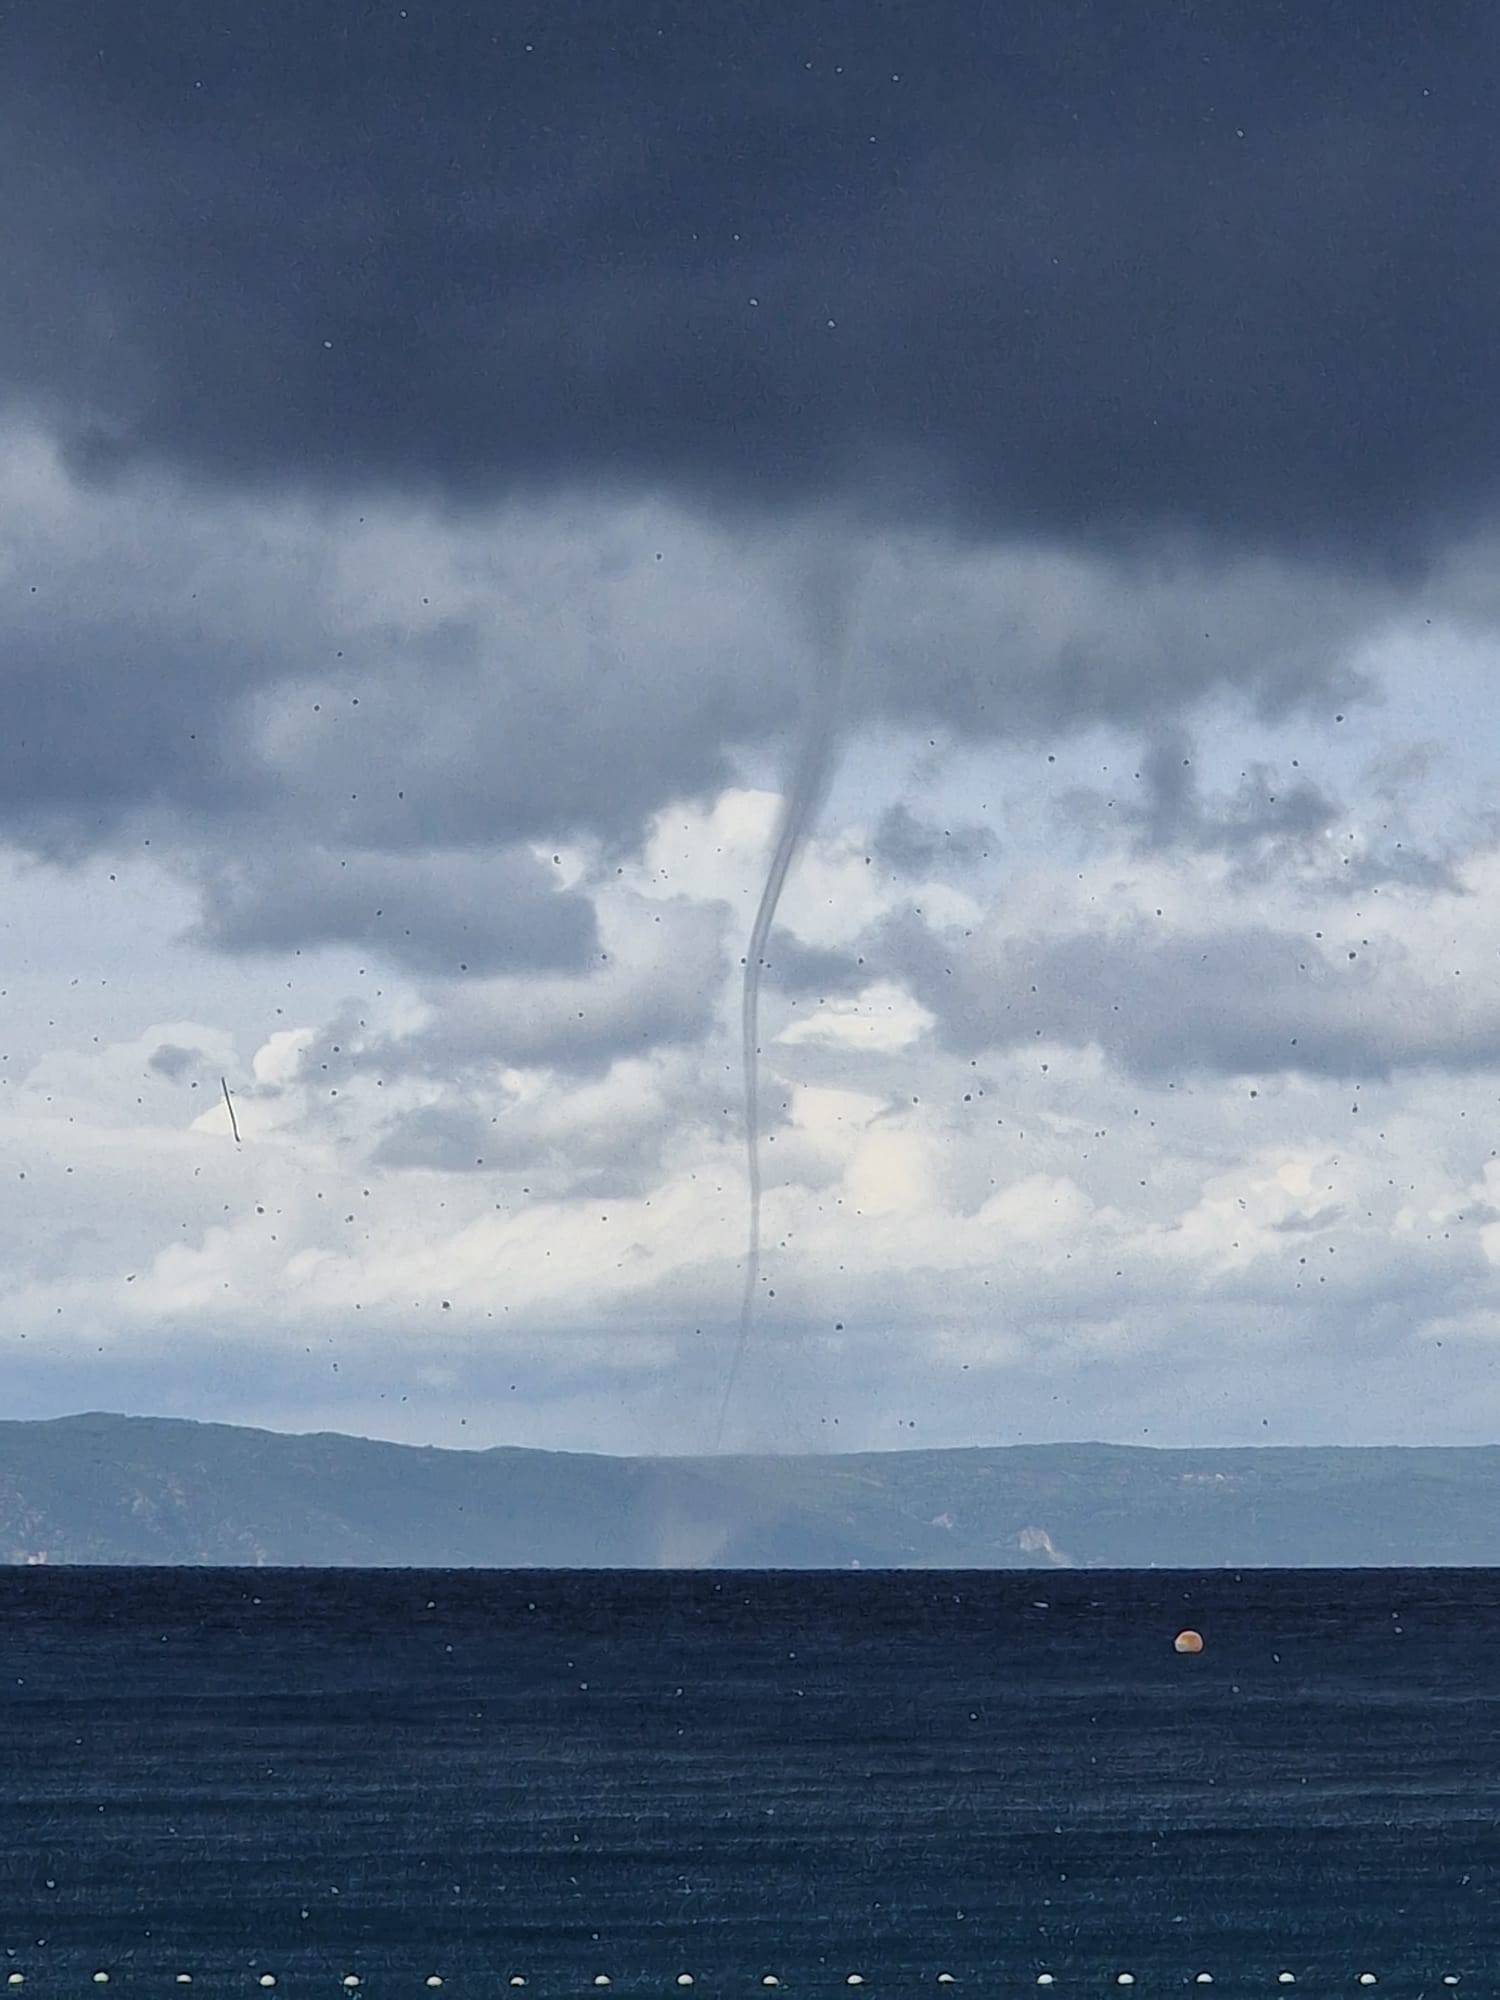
[4,2,1500,1453]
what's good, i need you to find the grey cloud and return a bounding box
[3,5,1499,563]
[0,454,781,860]
[871,804,993,876]
[856,537,1379,740]
[1059,725,1466,894]
[890,912,1500,1081]
[762,928,867,999]
[350,894,727,1078]
[1130,731,1340,857]
[1339,842,1468,897]
[0,466,303,858]
[369,1052,721,1197]
[188,844,598,976]
[369,1104,490,1174]
[0,449,1389,877]
[146,1042,203,1080]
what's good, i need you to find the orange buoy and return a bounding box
[1174,1629,1205,1655]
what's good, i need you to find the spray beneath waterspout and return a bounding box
[714,558,857,1450]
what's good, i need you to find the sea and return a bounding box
[0,1567,1494,1992]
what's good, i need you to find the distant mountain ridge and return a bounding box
[2,1413,1497,1568]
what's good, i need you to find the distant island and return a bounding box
[1,1412,1497,1567]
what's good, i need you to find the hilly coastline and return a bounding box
[1,1413,1497,1567]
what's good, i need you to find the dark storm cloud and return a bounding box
[188,844,598,975]
[3,1,1498,556]
[887,912,1500,1081]
[0,0,1488,1015]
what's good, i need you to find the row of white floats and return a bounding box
[0,1976,1465,1989]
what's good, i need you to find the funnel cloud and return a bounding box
[718,561,858,1447]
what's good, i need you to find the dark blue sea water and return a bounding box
[0,1569,1494,1992]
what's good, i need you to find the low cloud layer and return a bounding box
[0,432,1396,877]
